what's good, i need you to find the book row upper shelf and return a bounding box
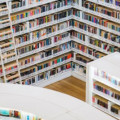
[11,0,78,13]
[99,0,120,7]
[82,12,120,33]
[94,68,120,88]
[82,0,120,20]
[10,0,77,24]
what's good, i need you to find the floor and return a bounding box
[45,76,86,101]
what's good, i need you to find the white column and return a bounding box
[79,0,82,7]
[97,28,99,36]
[27,21,29,32]
[80,11,83,21]
[85,35,89,44]
[86,66,94,104]
[74,52,76,61]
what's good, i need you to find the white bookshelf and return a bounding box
[86,52,120,119]
[0,0,120,86]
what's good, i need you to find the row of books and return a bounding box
[94,68,120,86]
[17,37,70,55]
[82,13,120,32]
[93,95,120,115]
[15,34,30,45]
[0,28,12,40]
[100,0,113,4]
[76,54,91,64]
[19,48,72,66]
[29,9,80,28]
[6,71,19,82]
[89,38,120,53]
[12,0,26,9]
[21,61,86,85]
[54,32,69,43]
[5,63,18,72]
[82,1,120,19]
[0,108,42,120]
[115,0,120,7]
[94,81,120,100]
[100,0,120,7]
[0,3,8,15]
[11,0,75,21]
[22,62,72,85]
[72,42,105,58]
[20,51,72,77]
[12,23,27,33]
[31,22,68,40]
[2,50,16,61]
[0,39,13,50]
[11,0,76,11]
[70,31,85,41]
[99,29,120,43]
[69,20,97,34]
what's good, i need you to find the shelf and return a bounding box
[12,4,71,25]
[93,75,120,91]
[71,36,109,55]
[87,0,120,11]
[21,57,72,80]
[6,73,19,81]
[72,48,96,60]
[81,7,120,24]
[93,89,120,106]
[93,103,120,120]
[18,36,71,59]
[11,0,57,13]
[19,37,71,70]
[32,68,72,87]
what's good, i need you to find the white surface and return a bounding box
[0,83,116,120]
[87,52,120,79]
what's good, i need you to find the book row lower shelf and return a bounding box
[82,0,120,20]
[93,81,120,104]
[21,61,86,85]
[0,108,42,120]
[92,95,120,119]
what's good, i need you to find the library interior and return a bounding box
[0,0,120,119]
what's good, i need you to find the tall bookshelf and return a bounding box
[86,52,120,119]
[0,0,120,87]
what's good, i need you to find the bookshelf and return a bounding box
[86,52,120,119]
[0,107,43,120]
[0,0,120,86]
